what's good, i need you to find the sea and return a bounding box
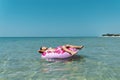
[0,37,120,80]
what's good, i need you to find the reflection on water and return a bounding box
[37,55,87,80]
[45,55,85,62]
[39,56,86,80]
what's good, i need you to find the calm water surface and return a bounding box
[0,37,120,80]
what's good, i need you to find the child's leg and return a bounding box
[62,46,77,55]
[65,44,84,49]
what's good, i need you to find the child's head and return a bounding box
[38,46,48,53]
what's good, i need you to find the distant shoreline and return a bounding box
[102,33,120,37]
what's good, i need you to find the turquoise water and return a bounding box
[0,37,120,80]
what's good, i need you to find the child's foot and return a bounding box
[79,45,84,49]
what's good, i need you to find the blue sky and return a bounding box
[0,0,120,37]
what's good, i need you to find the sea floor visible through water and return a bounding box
[0,37,120,80]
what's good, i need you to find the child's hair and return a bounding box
[38,50,43,53]
[39,46,48,53]
[40,47,42,50]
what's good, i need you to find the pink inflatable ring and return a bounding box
[41,46,79,59]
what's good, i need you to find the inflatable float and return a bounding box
[41,46,79,59]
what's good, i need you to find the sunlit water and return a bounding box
[0,37,120,80]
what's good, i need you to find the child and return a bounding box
[38,44,84,55]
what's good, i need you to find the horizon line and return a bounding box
[0,36,99,38]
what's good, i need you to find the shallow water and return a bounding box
[0,37,120,80]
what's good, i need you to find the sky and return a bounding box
[0,0,120,37]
